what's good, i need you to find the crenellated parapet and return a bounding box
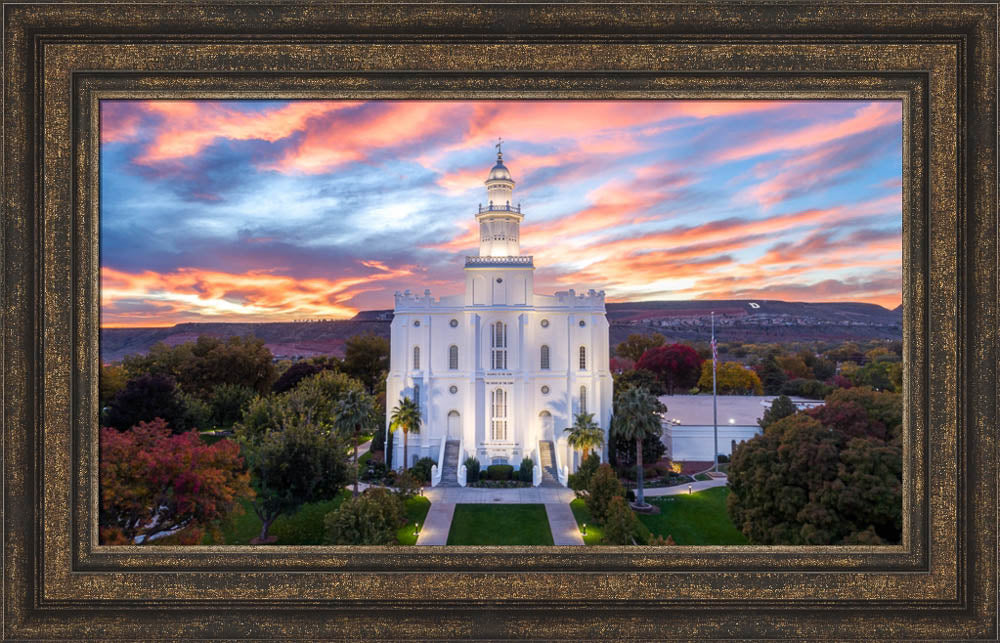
[550,288,607,309]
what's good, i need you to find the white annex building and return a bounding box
[386,145,613,487]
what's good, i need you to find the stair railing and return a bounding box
[531,447,541,487]
[430,436,447,488]
[457,438,467,487]
[552,439,569,487]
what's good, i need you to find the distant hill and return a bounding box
[100,300,901,363]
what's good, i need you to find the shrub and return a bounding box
[410,457,436,483]
[324,488,404,545]
[602,496,640,545]
[487,464,514,480]
[464,457,480,484]
[717,454,730,464]
[361,459,387,483]
[518,458,534,483]
[585,464,625,524]
[644,466,658,480]
[567,452,601,492]
[392,470,422,499]
[479,470,488,481]
[648,534,676,546]
[782,378,833,400]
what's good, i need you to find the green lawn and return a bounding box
[204,490,352,545]
[569,499,604,546]
[359,451,373,466]
[447,504,554,545]
[639,487,747,545]
[396,496,432,545]
[694,473,711,481]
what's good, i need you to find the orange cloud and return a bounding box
[101,262,413,327]
[121,101,356,165]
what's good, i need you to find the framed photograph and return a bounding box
[3,2,996,640]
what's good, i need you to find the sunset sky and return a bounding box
[100,100,902,328]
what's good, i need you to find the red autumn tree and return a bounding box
[635,343,703,395]
[100,418,253,545]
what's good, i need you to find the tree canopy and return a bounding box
[610,386,666,505]
[104,373,192,433]
[99,419,252,545]
[727,388,902,545]
[342,333,390,394]
[122,335,277,399]
[696,361,764,395]
[564,412,604,460]
[616,332,666,362]
[635,343,703,395]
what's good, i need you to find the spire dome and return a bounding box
[487,137,513,182]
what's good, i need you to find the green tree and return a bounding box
[564,412,604,460]
[389,396,421,472]
[237,421,350,543]
[342,333,390,394]
[758,352,788,395]
[613,368,664,396]
[334,389,378,497]
[208,383,257,429]
[727,405,902,545]
[603,495,640,545]
[758,395,797,430]
[567,452,601,492]
[122,335,277,398]
[324,487,404,545]
[585,463,625,524]
[616,332,666,362]
[609,387,665,506]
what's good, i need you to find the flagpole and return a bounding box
[712,311,718,473]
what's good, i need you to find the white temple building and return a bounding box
[386,145,613,487]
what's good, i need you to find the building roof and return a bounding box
[488,159,512,182]
[657,394,823,427]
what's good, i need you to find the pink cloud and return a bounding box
[715,102,901,162]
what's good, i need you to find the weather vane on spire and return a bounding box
[496,136,503,159]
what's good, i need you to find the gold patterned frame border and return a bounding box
[3,3,996,640]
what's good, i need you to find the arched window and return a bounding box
[579,385,587,414]
[540,344,550,370]
[490,321,507,370]
[579,345,587,370]
[449,345,459,370]
[491,388,507,441]
[412,346,420,370]
[414,384,420,408]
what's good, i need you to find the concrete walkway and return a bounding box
[424,485,576,504]
[544,503,584,546]
[642,476,728,497]
[415,502,455,545]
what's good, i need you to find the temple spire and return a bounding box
[496,136,503,161]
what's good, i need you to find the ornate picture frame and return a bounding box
[3,2,996,639]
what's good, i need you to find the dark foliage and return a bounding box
[635,344,703,395]
[272,361,323,394]
[105,374,191,433]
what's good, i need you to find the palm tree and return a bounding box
[389,396,421,475]
[564,412,605,461]
[610,386,666,506]
[334,389,376,497]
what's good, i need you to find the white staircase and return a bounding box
[537,440,562,488]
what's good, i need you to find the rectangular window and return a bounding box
[579,346,587,370]
[540,345,550,370]
[449,345,458,370]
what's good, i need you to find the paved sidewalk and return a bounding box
[425,486,576,504]
[544,503,584,546]
[415,502,455,546]
[642,476,727,497]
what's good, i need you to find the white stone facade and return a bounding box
[386,148,613,484]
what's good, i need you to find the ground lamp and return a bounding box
[688,484,692,494]
[582,523,587,536]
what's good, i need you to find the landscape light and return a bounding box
[414,522,420,535]
[582,523,587,536]
[688,484,692,494]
